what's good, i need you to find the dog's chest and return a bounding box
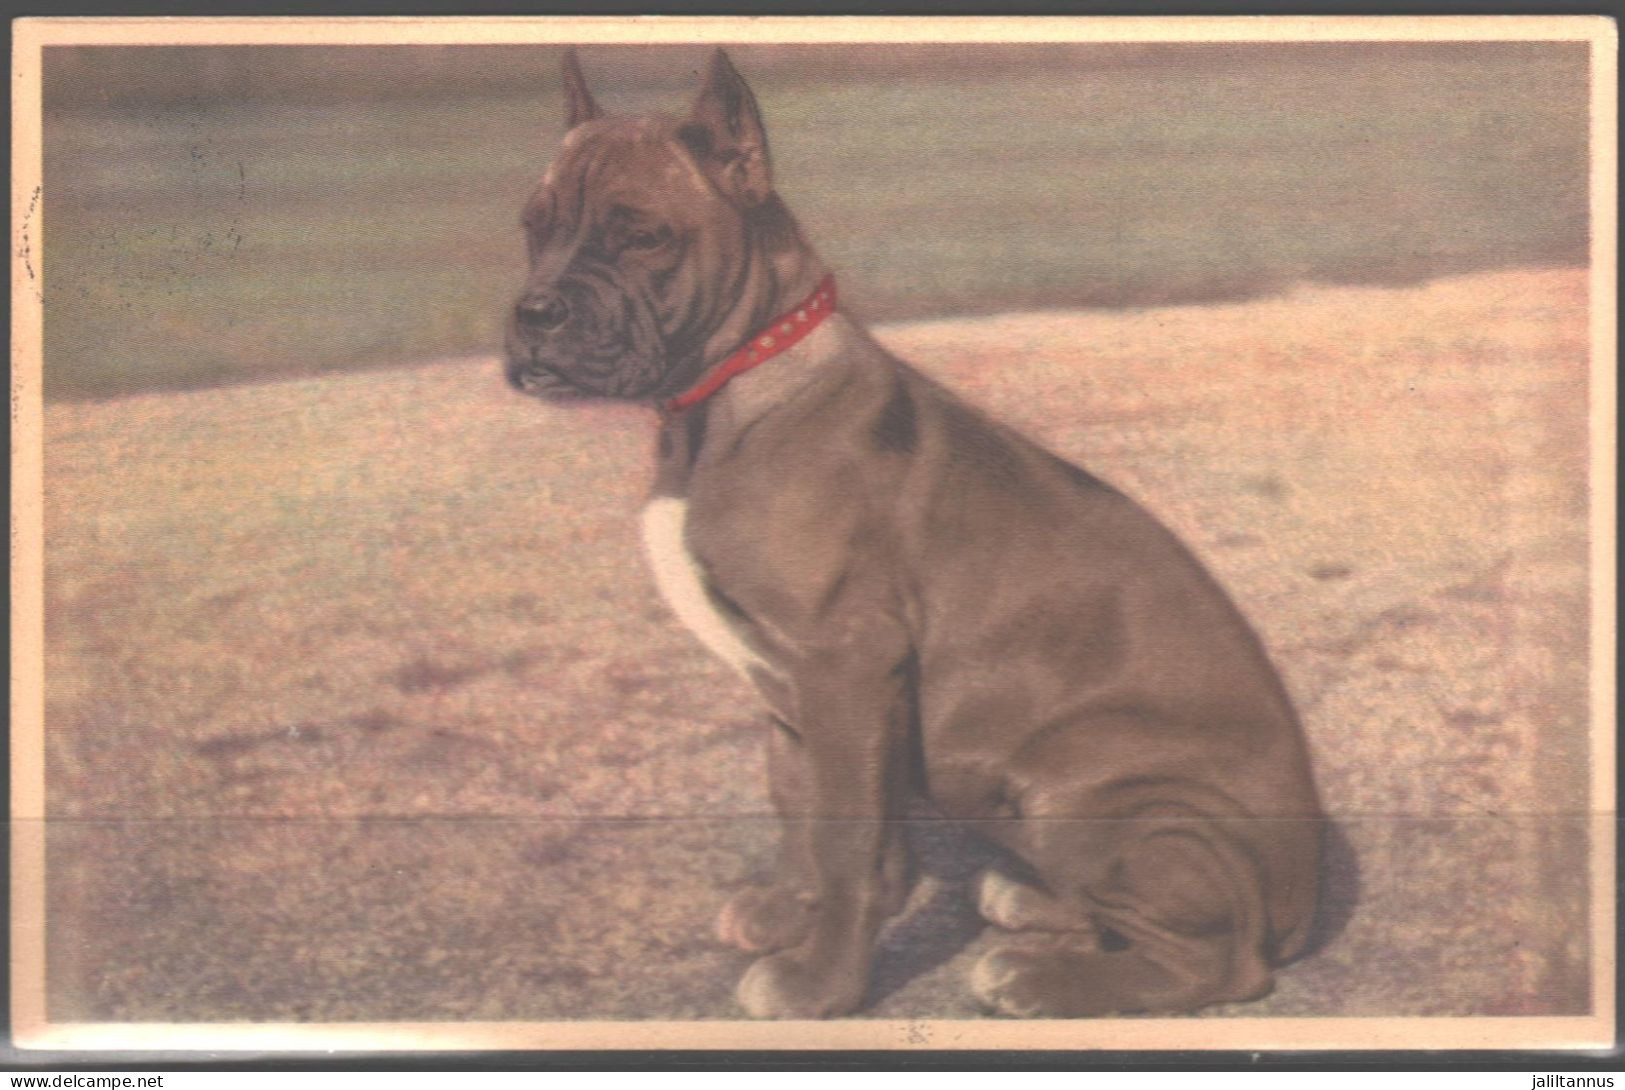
[640,496,766,679]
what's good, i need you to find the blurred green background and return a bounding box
[42,42,1588,401]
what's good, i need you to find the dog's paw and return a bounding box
[970,932,1271,1017]
[973,870,1097,934]
[969,934,1112,1018]
[736,951,864,1019]
[715,885,816,953]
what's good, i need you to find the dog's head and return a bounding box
[505,49,787,402]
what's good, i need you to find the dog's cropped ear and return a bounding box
[680,49,772,207]
[562,49,602,129]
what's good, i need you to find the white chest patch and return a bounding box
[640,497,763,678]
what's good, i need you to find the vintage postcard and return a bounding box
[9,16,1616,1053]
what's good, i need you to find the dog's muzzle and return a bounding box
[504,343,586,399]
[504,286,588,397]
[503,277,668,400]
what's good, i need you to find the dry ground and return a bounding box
[42,266,1594,1023]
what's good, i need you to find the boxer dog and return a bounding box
[505,49,1323,1019]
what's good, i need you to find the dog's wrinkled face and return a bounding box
[506,52,774,402]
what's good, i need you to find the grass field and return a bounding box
[43,268,1593,1021]
[42,42,1587,400]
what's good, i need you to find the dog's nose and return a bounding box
[516,292,570,333]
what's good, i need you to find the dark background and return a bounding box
[42,41,1588,399]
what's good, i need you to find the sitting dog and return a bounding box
[505,49,1323,1019]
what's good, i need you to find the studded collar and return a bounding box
[663,274,837,414]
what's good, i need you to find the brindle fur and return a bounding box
[506,49,1323,1019]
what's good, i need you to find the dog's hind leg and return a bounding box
[972,784,1276,1017]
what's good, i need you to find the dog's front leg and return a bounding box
[735,644,913,1018]
[716,719,820,953]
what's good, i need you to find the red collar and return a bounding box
[663,274,837,413]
